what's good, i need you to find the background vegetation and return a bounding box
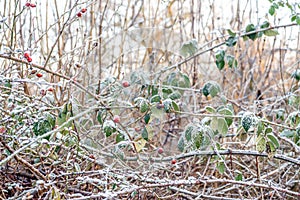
[0,0,300,199]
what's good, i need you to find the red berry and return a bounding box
[113,115,120,123]
[24,52,30,58]
[0,126,6,133]
[30,69,37,74]
[36,73,43,78]
[40,89,46,96]
[157,148,164,154]
[171,159,177,165]
[89,154,95,159]
[134,127,141,132]
[81,8,87,13]
[77,12,82,17]
[47,87,54,92]
[26,57,32,62]
[156,103,164,109]
[122,81,130,87]
[25,2,31,7]
[30,3,36,8]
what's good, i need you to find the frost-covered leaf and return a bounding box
[168,91,181,100]
[178,136,185,152]
[192,131,204,149]
[218,108,233,127]
[241,112,257,132]
[103,120,116,137]
[150,95,161,103]
[205,106,216,113]
[202,81,221,97]
[256,135,266,152]
[180,39,198,57]
[184,125,195,141]
[211,117,228,135]
[225,36,238,47]
[134,138,147,152]
[139,100,149,113]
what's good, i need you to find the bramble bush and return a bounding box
[0,0,300,199]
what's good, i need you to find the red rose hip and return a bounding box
[77,12,82,17]
[157,148,164,154]
[171,159,177,164]
[36,73,43,78]
[122,81,130,88]
[113,115,120,123]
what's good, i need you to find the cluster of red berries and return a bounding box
[25,2,36,8]
[77,8,87,17]
[24,51,32,62]
[29,69,43,78]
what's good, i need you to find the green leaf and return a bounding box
[185,125,194,141]
[171,101,180,112]
[205,106,216,113]
[241,113,256,132]
[144,114,151,124]
[260,21,270,28]
[143,125,154,141]
[291,15,297,22]
[192,131,204,149]
[226,55,237,68]
[97,110,106,125]
[180,39,198,57]
[151,106,165,120]
[216,161,225,174]
[227,29,236,37]
[257,120,265,135]
[202,82,212,97]
[235,173,243,181]
[103,122,116,137]
[116,133,125,143]
[245,24,257,41]
[263,29,279,36]
[296,16,300,25]
[216,60,225,70]
[202,81,221,97]
[150,95,161,103]
[178,136,185,152]
[225,36,238,47]
[215,50,225,62]
[292,69,300,81]
[163,99,172,113]
[269,5,275,15]
[267,133,280,148]
[211,117,228,135]
[256,135,266,152]
[265,127,273,134]
[33,117,55,140]
[218,108,233,127]
[168,91,181,100]
[142,127,149,141]
[140,100,149,113]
